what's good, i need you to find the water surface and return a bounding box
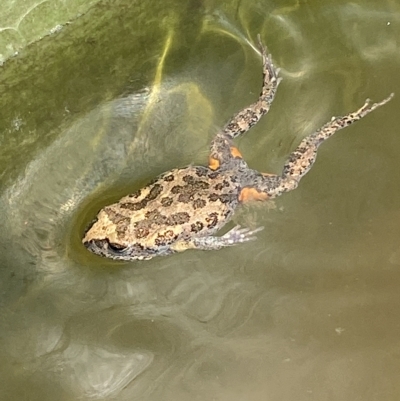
[1,0,400,400]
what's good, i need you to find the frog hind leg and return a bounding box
[171,225,264,252]
[239,94,394,201]
[209,35,281,171]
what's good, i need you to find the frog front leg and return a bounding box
[239,94,394,201]
[209,35,281,170]
[171,225,264,252]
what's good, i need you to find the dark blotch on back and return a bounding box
[155,230,177,246]
[205,212,218,229]
[183,175,196,184]
[105,208,128,224]
[171,185,183,194]
[192,198,206,209]
[208,193,234,204]
[128,189,142,199]
[178,193,193,203]
[145,210,168,225]
[120,200,146,211]
[161,197,173,207]
[214,180,230,191]
[167,212,190,225]
[196,180,210,190]
[163,174,175,182]
[208,193,219,202]
[135,227,150,239]
[116,217,131,237]
[195,167,207,177]
[121,184,163,211]
[219,194,234,204]
[191,221,204,233]
[172,177,209,203]
[147,184,163,201]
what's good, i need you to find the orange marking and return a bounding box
[239,187,269,203]
[209,156,220,170]
[230,146,242,159]
[262,172,275,177]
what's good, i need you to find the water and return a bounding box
[1,0,400,400]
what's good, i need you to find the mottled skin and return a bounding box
[83,35,393,261]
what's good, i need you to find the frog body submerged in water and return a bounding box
[83,36,393,261]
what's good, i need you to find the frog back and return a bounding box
[83,166,240,252]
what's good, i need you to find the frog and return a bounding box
[82,35,393,261]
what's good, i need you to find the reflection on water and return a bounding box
[1,0,400,400]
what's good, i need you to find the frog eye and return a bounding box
[108,242,127,253]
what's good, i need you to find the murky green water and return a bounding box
[1,0,400,400]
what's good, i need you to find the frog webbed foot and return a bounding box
[191,225,264,251]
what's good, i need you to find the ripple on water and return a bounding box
[60,344,153,399]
